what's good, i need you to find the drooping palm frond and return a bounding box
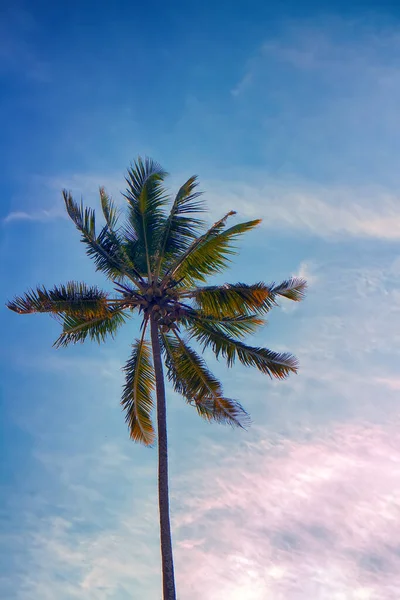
[186,318,298,379]
[121,324,156,445]
[54,305,128,348]
[155,176,206,275]
[123,157,169,275]
[161,332,250,428]
[63,191,131,281]
[7,282,109,316]
[169,218,262,285]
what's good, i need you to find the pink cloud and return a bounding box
[175,423,400,599]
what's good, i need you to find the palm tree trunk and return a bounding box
[150,314,177,600]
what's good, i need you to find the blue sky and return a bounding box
[2,1,400,599]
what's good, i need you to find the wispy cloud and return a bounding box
[230,18,400,185]
[174,422,400,600]
[3,208,65,224]
[205,180,400,240]
[30,169,400,241]
[4,441,159,600]
[11,422,400,599]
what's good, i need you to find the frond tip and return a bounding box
[7,282,109,316]
[54,307,128,348]
[121,332,156,445]
[187,319,298,379]
[161,332,250,428]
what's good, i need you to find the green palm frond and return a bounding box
[123,157,169,275]
[163,210,235,281]
[100,187,119,229]
[181,310,265,339]
[7,282,109,316]
[170,218,262,285]
[161,332,250,428]
[187,319,298,379]
[121,325,155,445]
[155,176,206,275]
[63,191,130,281]
[54,306,129,348]
[184,278,307,317]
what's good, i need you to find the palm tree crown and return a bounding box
[7,157,305,442]
[7,157,306,599]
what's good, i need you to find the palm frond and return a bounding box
[163,210,235,280]
[269,278,307,301]
[63,191,131,281]
[100,187,119,229]
[184,278,307,317]
[7,282,109,317]
[155,176,206,275]
[184,282,275,317]
[54,306,128,348]
[187,319,298,379]
[123,157,169,275]
[180,309,265,339]
[161,332,250,428]
[170,218,262,285]
[121,323,155,445]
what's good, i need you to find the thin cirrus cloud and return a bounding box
[3,208,64,224]
[11,170,400,241]
[204,180,400,241]
[229,18,400,188]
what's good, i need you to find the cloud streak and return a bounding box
[205,180,400,240]
[175,422,400,600]
[3,209,65,224]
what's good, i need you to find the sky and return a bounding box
[1,1,400,599]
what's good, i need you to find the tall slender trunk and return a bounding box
[150,315,177,600]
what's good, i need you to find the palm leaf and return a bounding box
[163,210,235,281]
[161,332,250,427]
[184,278,307,317]
[7,282,109,317]
[63,191,130,281]
[100,187,119,229]
[170,218,262,285]
[187,319,298,379]
[184,282,275,317]
[180,309,265,339]
[121,324,155,445]
[123,157,169,275]
[155,175,206,275]
[54,306,128,348]
[269,278,307,301]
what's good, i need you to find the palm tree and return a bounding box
[7,157,306,600]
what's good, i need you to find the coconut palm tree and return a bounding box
[7,157,306,600]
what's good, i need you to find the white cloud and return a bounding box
[3,208,65,224]
[205,179,400,240]
[8,175,400,241]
